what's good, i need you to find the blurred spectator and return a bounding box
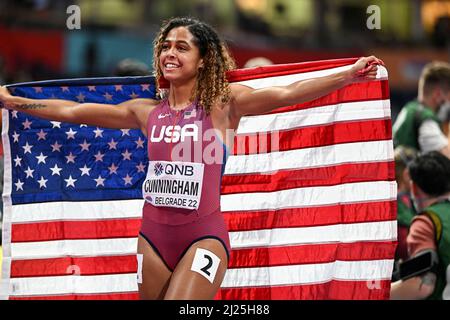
[244,56,273,68]
[393,61,450,158]
[437,98,450,137]
[444,265,450,300]
[432,16,450,48]
[85,41,98,78]
[394,146,418,263]
[113,58,151,77]
[391,151,450,300]
[12,68,33,84]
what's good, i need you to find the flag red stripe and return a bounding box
[11,218,142,243]
[233,119,392,155]
[224,200,397,231]
[10,255,138,278]
[216,280,391,300]
[10,292,139,300]
[226,58,359,83]
[264,80,389,115]
[229,241,397,268]
[222,162,395,195]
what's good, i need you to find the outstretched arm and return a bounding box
[0,85,157,130]
[230,56,382,118]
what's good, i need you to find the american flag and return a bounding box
[1,58,396,300]
[1,77,151,300]
[219,58,396,300]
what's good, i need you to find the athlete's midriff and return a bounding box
[143,98,227,225]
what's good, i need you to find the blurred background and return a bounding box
[0,0,449,119]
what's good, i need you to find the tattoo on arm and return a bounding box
[419,272,436,291]
[18,103,47,110]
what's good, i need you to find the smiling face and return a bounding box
[153,17,236,113]
[158,26,204,85]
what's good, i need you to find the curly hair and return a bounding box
[153,17,236,114]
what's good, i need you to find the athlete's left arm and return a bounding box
[229,56,382,118]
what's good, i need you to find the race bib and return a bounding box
[142,161,204,210]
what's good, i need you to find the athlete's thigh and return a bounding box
[137,234,172,300]
[164,238,228,300]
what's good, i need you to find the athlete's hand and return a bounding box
[347,56,384,83]
[0,85,13,108]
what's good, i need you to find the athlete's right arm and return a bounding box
[0,85,156,130]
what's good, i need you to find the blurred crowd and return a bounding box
[390,61,450,300]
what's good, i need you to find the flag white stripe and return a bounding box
[229,221,397,249]
[9,274,138,296]
[222,259,394,288]
[237,99,391,134]
[10,221,395,260]
[1,109,14,300]
[221,181,396,212]
[235,65,388,90]
[224,140,394,175]
[11,238,138,260]
[10,199,143,223]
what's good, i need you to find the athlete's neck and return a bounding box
[168,80,196,111]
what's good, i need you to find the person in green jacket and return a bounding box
[393,61,450,157]
[394,146,418,262]
[391,151,450,300]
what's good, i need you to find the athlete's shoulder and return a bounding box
[122,98,161,108]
